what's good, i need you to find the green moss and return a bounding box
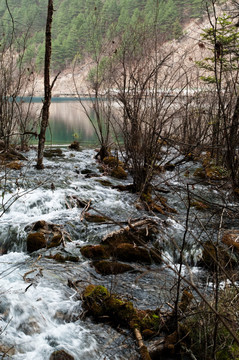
[103,156,124,168]
[110,166,127,179]
[96,179,113,187]
[80,245,110,259]
[82,285,161,332]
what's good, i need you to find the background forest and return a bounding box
[0,0,203,71]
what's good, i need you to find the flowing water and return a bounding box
[1,143,239,359]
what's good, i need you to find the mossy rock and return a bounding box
[93,260,134,275]
[193,167,206,179]
[115,243,151,263]
[69,141,80,151]
[205,165,229,180]
[84,212,107,223]
[82,285,136,326]
[96,179,113,187]
[47,234,62,248]
[49,349,75,360]
[110,166,127,179]
[82,285,161,334]
[199,241,237,271]
[32,220,47,231]
[103,156,124,168]
[48,253,79,263]
[6,161,23,170]
[44,148,63,158]
[27,232,47,253]
[80,244,110,260]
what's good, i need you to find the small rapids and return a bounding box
[0,147,238,359]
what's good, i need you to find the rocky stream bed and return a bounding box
[1,146,239,360]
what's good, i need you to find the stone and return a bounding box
[49,349,74,360]
[93,260,134,275]
[27,232,47,252]
[115,243,151,263]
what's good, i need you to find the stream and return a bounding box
[0,146,239,359]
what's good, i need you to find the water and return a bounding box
[24,97,100,145]
[1,146,239,359]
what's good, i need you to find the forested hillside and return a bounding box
[0,0,203,71]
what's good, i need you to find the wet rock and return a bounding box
[0,344,15,356]
[48,253,79,263]
[32,220,48,231]
[93,260,134,275]
[82,284,161,333]
[27,232,47,252]
[199,241,237,270]
[44,148,63,158]
[69,141,80,151]
[110,166,127,179]
[115,243,151,264]
[49,349,75,360]
[102,219,158,248]
[47,234,62,249]
[18,318,41,335]
[84,212,107,223]
[96,179,113,187]
[26,221,68,253]
[164,162,175,171]
[80,244,110,259]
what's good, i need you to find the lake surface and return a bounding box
[27,97,99,146]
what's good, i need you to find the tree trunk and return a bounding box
[36,0,53,169]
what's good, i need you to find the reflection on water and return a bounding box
[27,98,98,145]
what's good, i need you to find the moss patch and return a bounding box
[82,285,161,334]
[80,245,110,259]
[93,260,134,275]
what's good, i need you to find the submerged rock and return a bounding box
[49,349,74,360]
[93,260,134,275]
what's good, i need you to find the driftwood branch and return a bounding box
[134,328,151,360]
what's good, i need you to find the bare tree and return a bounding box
[36,0,55,169]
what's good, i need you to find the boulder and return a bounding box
[93,260,134,275]
[69,141,80,151]
[115,243,151,263]
[27,232,47,252]
[26,220,68,253]
[49,350,74,360]
[80,245,110,260]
